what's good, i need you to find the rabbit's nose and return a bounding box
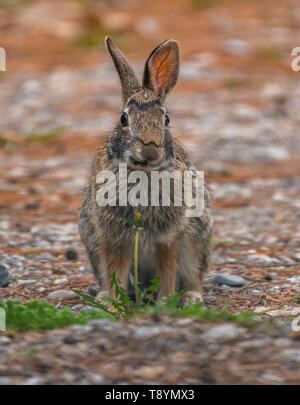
[130,143,161,168]
[142,144,159,163]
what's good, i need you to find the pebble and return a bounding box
[293,253,300,262]
[65,248,78,261]
[238,339,272,349]
[134,326,173,338]
[262,374,284,384]
[23,377,46,385]
[273,338,292,347]
[87,285,99,297]
[72,304,85,311]
[0,265,9,287]
[202,324,243,342]
[279,349,300,362]
[53,277,68,285]
[0,378,11,385]
[82,306,97,313]
[16,279,37,287]
[247,254,280,263]
[222,39,252,56]
[47,289,78,300]
[213,273,247,287]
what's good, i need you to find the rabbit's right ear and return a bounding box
[105,36,141,104]
[142,40,179,102]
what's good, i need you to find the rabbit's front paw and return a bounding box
[95,290,109,302]
[181,291,205,307]
[95,290,119,314]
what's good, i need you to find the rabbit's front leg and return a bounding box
[96,244,131,302]
[155,243,177,300]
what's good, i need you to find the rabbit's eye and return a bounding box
[165,113,170,126]
[120,112,128,126]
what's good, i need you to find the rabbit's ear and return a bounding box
[142,40,179,101]
[105,36,141,104]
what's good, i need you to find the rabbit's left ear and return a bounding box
[142,40,179,101]
[105,36,141,104]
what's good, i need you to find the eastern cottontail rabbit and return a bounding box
[78,37,212,305]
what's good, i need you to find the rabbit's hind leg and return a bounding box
[177,236,210,306]
[155,243,177,300]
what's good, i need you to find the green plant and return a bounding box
[75,273,257,326]
[210,238,229,246]
[0,299,113,332]
[25,128,63,143]
[0,134,16,152]
[256,41,283,63]
[133,212,144,306]
[224,78,248,89]
[190,0,220,8]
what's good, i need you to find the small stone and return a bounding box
[72,304,84,311]
[24,201,40,210]
[273,338,292,347]
[262,374,284,384]
[82,306,96,313]
[23,377,45,385]
[250,289,261,295]
[0,265,9,288]
[39,252,55,259]
[0,378,11,385]
[53,277,68,285]
[219,284,233,291]
[47,289,78,300]
[16,279,37,287]
[82,265,92,273]
[65,248,78,261]
[279,349,300,362]
[87,285,99,297]
[293,253,300,262]
[222,39,252,56]
[63,335,77,345]
[202,324,243,342]
[238,339,271,349]
[213,273,247,287]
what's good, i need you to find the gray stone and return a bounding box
[279,349,300,362]
[202,324,243,342]
[0,265,9,287]
[23,377,46,385]
[16,279,37,287]
[87,285,99,297]
[0,378,11,385]
[82,306,96,313]
[213,273,247,287]
[222,39,252,56]
[47,289,78,300]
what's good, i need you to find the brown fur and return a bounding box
[78,37,213,303]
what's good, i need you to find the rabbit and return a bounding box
[78,36,212,306]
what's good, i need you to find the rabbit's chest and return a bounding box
[100,204,186,245]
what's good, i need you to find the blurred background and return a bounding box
[0,0,300,315]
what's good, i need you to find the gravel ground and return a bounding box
[0,0,300,385]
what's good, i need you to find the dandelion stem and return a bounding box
[134,228,140,306]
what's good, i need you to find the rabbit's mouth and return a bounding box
[130,156,148,167]
[128,156,164,171]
